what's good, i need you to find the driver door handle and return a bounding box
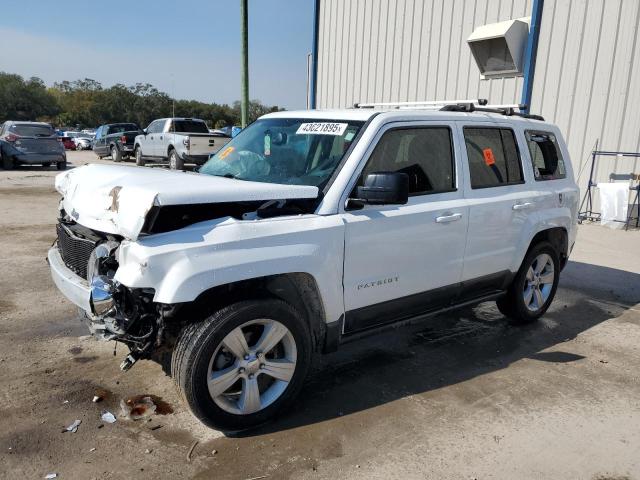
[435,212,462,223]
[512,202,534,210]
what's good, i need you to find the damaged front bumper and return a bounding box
[48,244,172,370]
[48,246,118,340]
[48,246,93,312]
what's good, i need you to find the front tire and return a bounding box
[135,146,146,166]
[497,241,560,324]
[111,145,122,162]
[168,149,184,170]
[172,299,311,431]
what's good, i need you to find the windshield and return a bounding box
[10,124,55,137]
[200,118,364,187]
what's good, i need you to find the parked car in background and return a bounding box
[60,136,76,150]
[134,117,230,170]
[93,123,143,162]
[74,136,93,150]
[0,121,66,169]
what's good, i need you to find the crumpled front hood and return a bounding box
[55,164,319,240]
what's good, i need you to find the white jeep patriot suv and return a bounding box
[48,101,578,431]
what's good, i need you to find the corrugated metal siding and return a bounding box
[531,0,640,186]
[316,0,532,109]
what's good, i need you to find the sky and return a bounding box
[0,0,314,109]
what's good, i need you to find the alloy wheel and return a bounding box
[207,319,297,415]
[523,253,555,311]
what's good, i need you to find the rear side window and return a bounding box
[361,127,455,195]
[463,127,523,189]
[525,131,566,180]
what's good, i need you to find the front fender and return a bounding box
[115,215,346,323]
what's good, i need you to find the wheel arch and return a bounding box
[527,227,569,270]
[182,273,328,352]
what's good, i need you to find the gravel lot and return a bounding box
[1,150,639,479]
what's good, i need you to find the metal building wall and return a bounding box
[315,0,532,109]
[531,0,640,186]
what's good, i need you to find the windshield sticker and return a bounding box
[296,123,348,136]
[344,131,355,141]
[219,146,235,160]
[264,134,271,156]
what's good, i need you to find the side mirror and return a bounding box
[354,172,409,205]
[143,129,148,135]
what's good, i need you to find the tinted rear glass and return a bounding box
[107,124,140,134]
[173,120,209,133]
[10,124,54,137]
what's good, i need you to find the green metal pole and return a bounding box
[240,0,249,128]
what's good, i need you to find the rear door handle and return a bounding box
[512,202,534,210]
[435,212,462,223]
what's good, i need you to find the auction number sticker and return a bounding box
[296,122,348,136]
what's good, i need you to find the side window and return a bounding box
[95,127,103,139]
[463,127,523,189]
[360,127,455,195]
[147,121,158,134]
[525,131,566,180]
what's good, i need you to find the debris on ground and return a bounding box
[145,449,152,454]
[246,475,268,480]
[92,389,109,403]
[211,449,218,455]
[149,424,162,431]
[62,419,81,433]
[45,473,58,479]
[120,396,156,420]
[89,448,96,452]
[187,441,198,462]
[101,411,116,424]
[61,400,69,405]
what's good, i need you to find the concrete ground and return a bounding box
[1,150,639,480]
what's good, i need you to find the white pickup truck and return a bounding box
[133,117,231,170]
[48,100,578,431]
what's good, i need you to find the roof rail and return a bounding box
[439,102,544,121]
[353,98,489,109]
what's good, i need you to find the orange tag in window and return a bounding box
[483,148,496,166]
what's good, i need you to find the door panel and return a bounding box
[341,121,468,333]
[458,123,534,282]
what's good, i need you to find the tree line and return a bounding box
[0,72,283,129]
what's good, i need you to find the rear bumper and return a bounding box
[121,145,134,153]
[12,152,65,164]
[48,246,92,313]
[179,153,209,165]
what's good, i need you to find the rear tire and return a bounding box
[111,145,122,162]
[135,146,146,166]
[42,162,51,168]
[56,160,67,170]
[497,241,560,324]
[172,299,311,431]
[2,152,13,169]
[168,149,184,170]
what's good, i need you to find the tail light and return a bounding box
[5,133,19,142]
[120,135,127,143]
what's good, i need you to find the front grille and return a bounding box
[56,223,97,279]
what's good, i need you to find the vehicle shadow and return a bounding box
[233,260,640,437]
